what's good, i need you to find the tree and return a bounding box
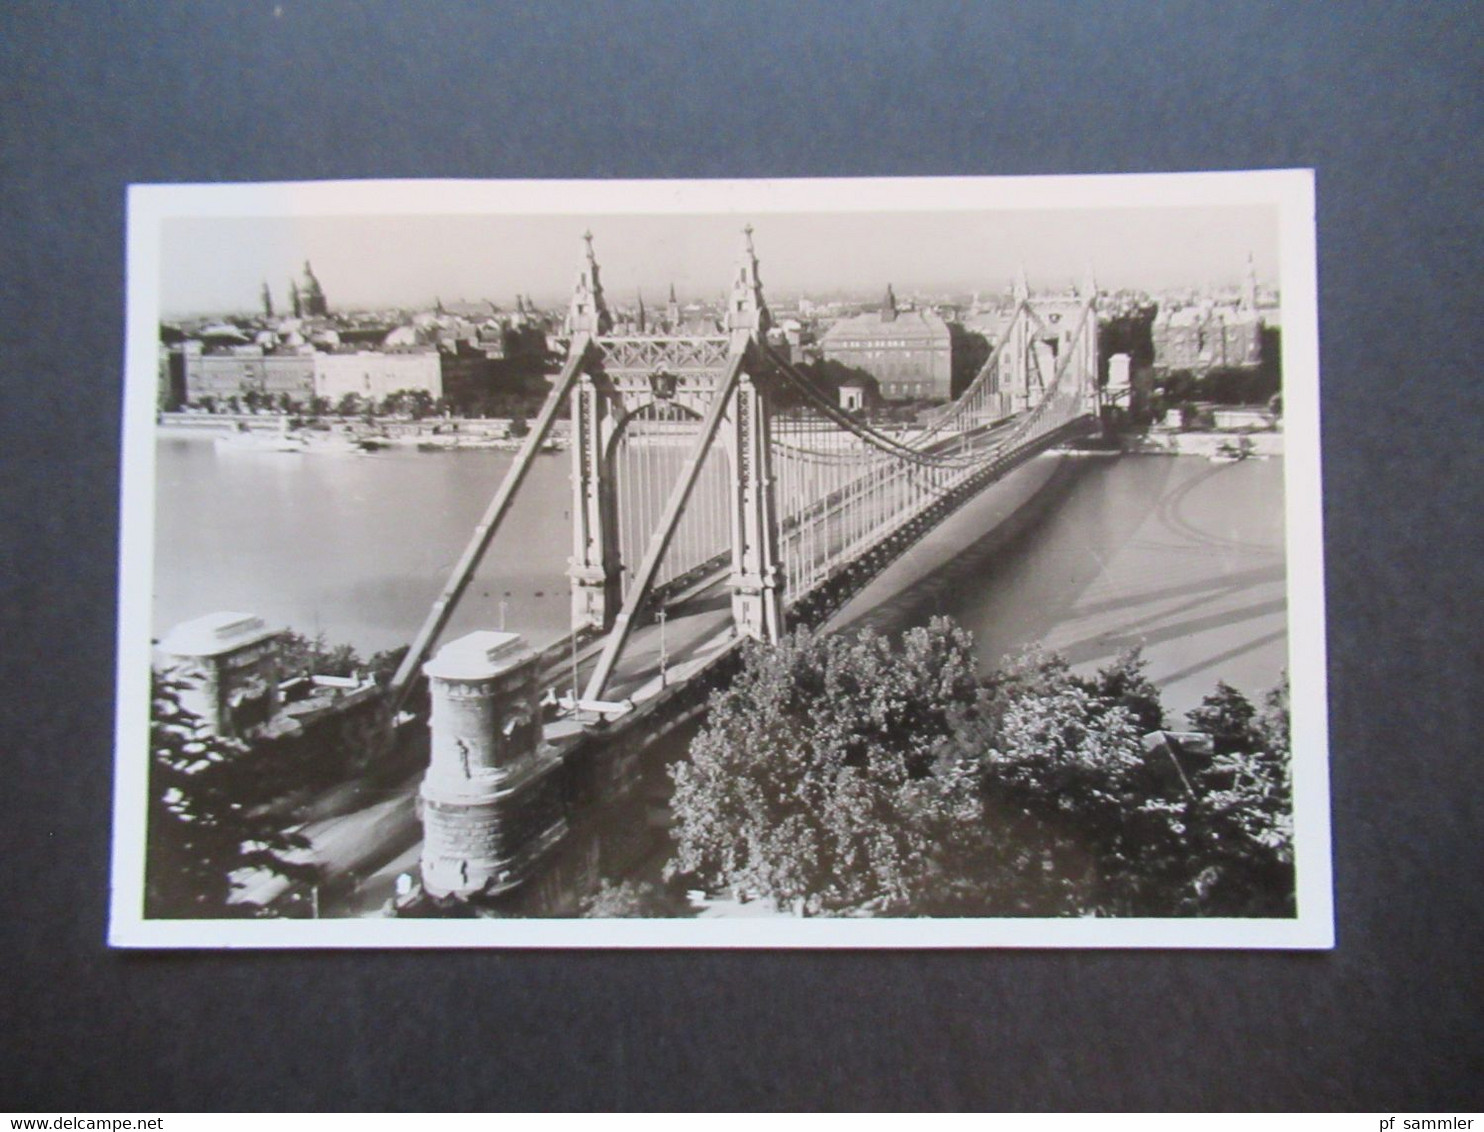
[969,649,1172,915]
[367,645,410,687]
[1187,681,1261,755]
[667,619,983,915]
[405,388,435,420]
[1087,648,1164,735]
[580,878,681,918]
[335,392,363,418]
[279,630,362,679]
[667,620,1297,919]
[1184,675,1295,915]
[972,658,1294,916]
[145,673,317,918]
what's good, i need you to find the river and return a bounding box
[152,436,1288,719]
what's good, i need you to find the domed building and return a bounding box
[292,261,329,319]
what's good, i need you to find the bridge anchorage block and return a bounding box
[418,631,567,902]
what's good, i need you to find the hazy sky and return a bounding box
[159,205,1279,317]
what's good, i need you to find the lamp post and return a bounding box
[657,603,668,687]
[570,627,579,717]
[499,591,510,632]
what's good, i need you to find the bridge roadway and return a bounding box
[239,417,1036,915]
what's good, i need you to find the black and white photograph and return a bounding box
[110,173,1330,948]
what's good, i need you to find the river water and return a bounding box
[152,436,1288,719]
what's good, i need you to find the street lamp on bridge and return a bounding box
[657,603,669,687]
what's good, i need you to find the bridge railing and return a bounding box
[766,302,1098,609]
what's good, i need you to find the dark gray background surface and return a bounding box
[1,1,1479,1112]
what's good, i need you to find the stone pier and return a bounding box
[418,631,567,900]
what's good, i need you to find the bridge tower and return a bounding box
[1007,266,1035,414]
[567,231,623,632]
[724,226,785,644]
[1077,265,1100,418]
[574,227,784,700]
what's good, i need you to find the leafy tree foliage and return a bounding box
[367,645,410,688]
[668,618,983,914]
[378,388,436,419]
[580,878,683,918]
[145,674,317,918]
[973,655,1293,916]
[279,630,362,679]
[1181,674,1295,915]
[1187,680,1260,754]
[963,649,1185,915]
[667,626,1295,919]
[277,631,407,687]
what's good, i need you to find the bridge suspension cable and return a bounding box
[385,228,1102,716]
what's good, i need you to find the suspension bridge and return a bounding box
[390,227,1104,903]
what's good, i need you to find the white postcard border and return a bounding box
[111,171,1332,949]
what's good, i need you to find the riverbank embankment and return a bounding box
[156,412,571,451]
[1125,429,1284,457]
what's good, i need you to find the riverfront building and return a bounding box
[1151,303,1263,372]
[1152,257,1265,373]
[179,344,318,404]
[179,345,443,406]
[312,349,442,404]
[820,286,956,401]
[166,286,552,410]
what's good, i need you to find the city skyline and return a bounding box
[159,204,1281,318]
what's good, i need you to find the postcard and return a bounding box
[111,172,1331,947]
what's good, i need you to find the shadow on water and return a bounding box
[1068,561,1285,622]
[1056,596,1288,667]
[850,455,1174,663]
[839,454,1288,717]
[1154,627,1289,693]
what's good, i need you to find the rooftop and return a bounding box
[820,307,949,344]
[1157,304,1263,328]
[159,612,282,658]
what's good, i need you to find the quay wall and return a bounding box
[1127,430,1285,457]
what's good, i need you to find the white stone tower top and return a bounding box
[159,612,281,658]
[422,630,530,681]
